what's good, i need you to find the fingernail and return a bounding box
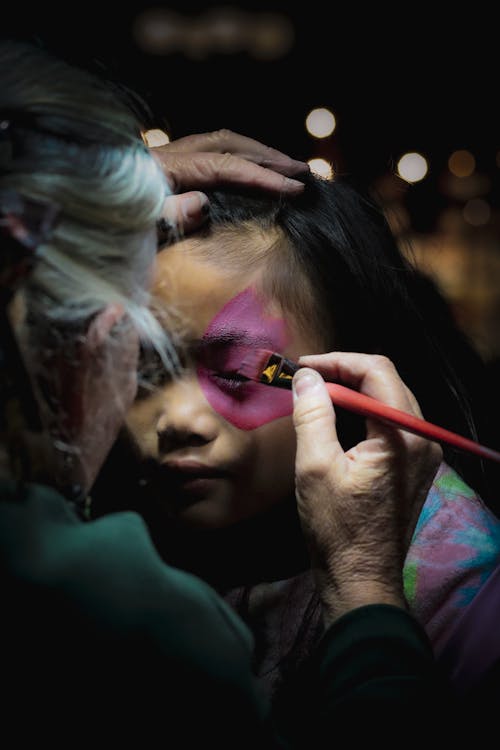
[292,369,322,398]
[182,191,209,220]
[285,178,306,193]
[291,160,310,173]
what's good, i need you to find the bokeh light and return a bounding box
[308,158,334,179]
[448,150,476,177]
[305,108,336,138]
[132,7,293,59]
[463,198,491,226]
[397,152,428,183]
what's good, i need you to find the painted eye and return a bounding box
[210,371,250,394]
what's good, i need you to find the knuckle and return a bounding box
[371,354,393,372]
[406,434,443,469]
[220,151,234,162]
[214,151,236,177]
[429,441,443,465]
[217,127,234,139]
[212,128,234,147]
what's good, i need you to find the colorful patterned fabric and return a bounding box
[403,462,500,652]
[224,462,500,702]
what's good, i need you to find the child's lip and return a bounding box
[161,460,230,479]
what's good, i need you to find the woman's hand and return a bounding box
[292,352,442,627]
[150,129,309,235]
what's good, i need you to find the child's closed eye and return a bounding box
[209,370,250,394]
[207,370,250,400]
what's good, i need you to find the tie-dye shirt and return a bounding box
[224,461,500,701]
[403,462,500,653]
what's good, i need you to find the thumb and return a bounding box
[159,191,210,241]
[292,368,343,470]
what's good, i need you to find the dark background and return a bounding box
[4,2,500,355]
[5,4,499,212]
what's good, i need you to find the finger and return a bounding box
[402,383,424,419]
[298,352,416,415]
[156,130,310,177]
[152,150,306,195]
[159,191,210,239]
[292,368,344,474]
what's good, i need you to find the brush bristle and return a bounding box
[236,348,275,381]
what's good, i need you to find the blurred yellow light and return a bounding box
[250,12,294,59]
[463,198,491,226]
[397,152,428,183]
[132,9,183,55]
[142,129,170,147]
[448,150,475,177]
[308,158,334,179]
[305,108,336,138]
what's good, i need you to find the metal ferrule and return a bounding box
[260,353,300,389]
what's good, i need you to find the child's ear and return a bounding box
[85,303,126,350]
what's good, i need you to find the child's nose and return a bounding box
[155,377,219,451]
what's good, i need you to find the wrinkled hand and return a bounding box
[149,129,309,236]
[292,352,442,627]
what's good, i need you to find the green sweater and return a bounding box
[0,480,447,745]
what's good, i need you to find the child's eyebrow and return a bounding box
[181,334,241,356]
[190,332,276,351]
[183,333,277,373]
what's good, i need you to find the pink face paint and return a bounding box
[197,287,293,430]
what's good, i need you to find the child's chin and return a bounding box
[175,496,248,530]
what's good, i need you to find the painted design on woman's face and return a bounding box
[196,287,293,430]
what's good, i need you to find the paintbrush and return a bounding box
[236,348,500,464]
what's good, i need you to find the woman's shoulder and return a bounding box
[0,479,253,650]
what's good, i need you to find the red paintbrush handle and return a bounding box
[325,382,500,464]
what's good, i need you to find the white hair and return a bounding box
[0,39,175,366]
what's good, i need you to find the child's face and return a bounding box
[126,239,323,529]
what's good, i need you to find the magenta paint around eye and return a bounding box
[196,287,293,430]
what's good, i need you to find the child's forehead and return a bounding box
[153,226,319,343]
[155,235,284,303]
[154,244,287,337]
[190,221,284,267]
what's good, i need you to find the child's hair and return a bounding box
[0,39,171,357]
[187,173,498,510]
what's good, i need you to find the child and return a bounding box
[92,173,500,703]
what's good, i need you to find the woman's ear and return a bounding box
[85,303,126,351]
[61,303,127,424]
[49,302,134,492]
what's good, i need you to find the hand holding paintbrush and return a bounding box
[236,348,500,464]
[287,350,444,625]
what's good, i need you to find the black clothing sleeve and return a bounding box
[272,604,453,744]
